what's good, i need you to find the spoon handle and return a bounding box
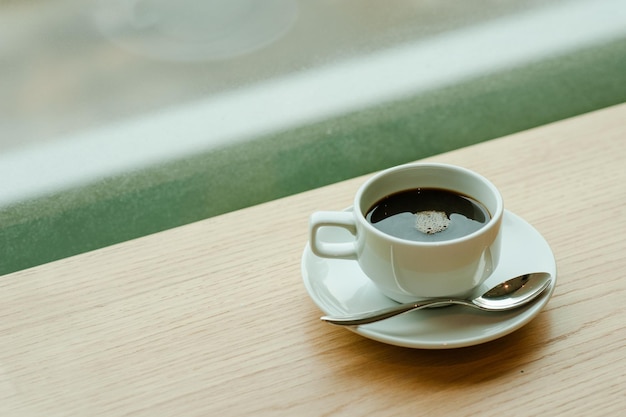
[321,298,473,326]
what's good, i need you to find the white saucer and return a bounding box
[301,210,557,349]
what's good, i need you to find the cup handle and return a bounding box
[309,211,358,259]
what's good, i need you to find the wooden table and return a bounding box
[2,104,625,416]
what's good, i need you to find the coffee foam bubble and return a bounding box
[414,210,450,234]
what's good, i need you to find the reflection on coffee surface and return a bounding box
[366,188,490,242]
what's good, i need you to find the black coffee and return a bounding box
[365,188,490,242]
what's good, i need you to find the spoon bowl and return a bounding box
[321,272,553,326]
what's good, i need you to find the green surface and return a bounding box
[2,38,625,276]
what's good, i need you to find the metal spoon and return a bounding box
[321,272,552,326]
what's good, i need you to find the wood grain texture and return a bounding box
[2,104,625,416]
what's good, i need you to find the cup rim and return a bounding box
[353,162,504,246]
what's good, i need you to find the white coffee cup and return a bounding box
[309,162,504,303]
